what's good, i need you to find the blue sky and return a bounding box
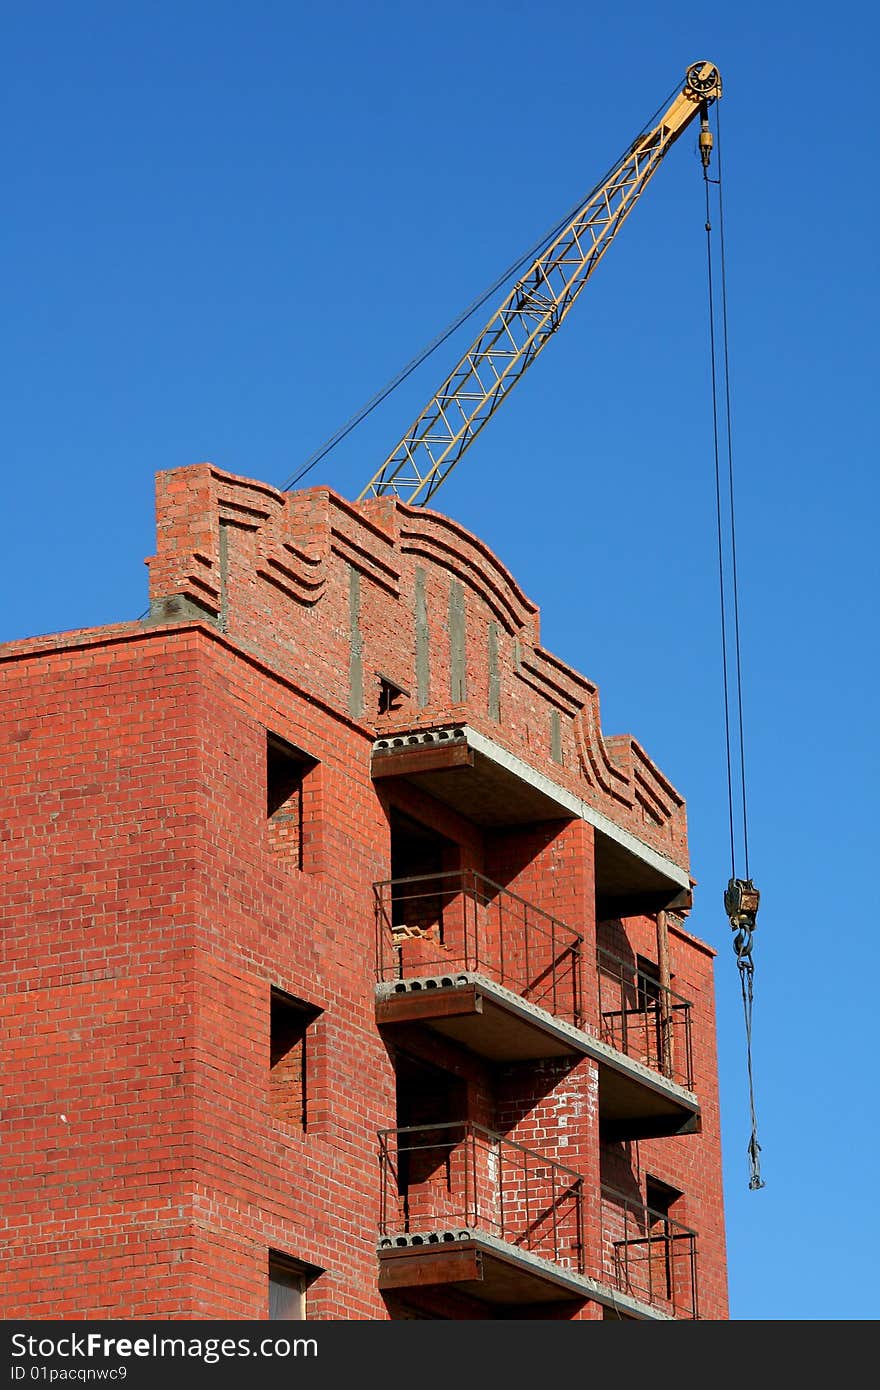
[2,1,877,1322]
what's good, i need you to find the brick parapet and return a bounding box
[143,464,688,870]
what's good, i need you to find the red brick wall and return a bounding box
[0,630,395,1318]
[1,634,203,1316]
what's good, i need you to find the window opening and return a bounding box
[266,733,315,868]
[268,1251,322,1320]
[645,1176,683,1302]
[388,808,458,942]
[635,955,664,1073]
[270,987,321,1130]
[394,1051,468,1224]
[636,955,663,1008]
[377,672,409,716]
[395,1051,467,1131]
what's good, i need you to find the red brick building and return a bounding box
[0,463,728,1320]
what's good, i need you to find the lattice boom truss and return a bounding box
[358,62,720,506]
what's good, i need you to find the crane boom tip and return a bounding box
[686,61,722,102]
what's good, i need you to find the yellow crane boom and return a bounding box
[357,61,721,506]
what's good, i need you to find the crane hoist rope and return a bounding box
[702,99,764,1191]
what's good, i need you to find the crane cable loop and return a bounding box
[703,100,764,1191]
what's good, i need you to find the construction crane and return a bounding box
[350,59,764,1190]
[355,60,721,507]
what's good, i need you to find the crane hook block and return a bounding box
[725,878,760,960]
[725,878,760,928]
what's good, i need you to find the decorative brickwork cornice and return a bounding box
[142,463,688,868]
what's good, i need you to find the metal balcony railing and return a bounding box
[601,1184,699,1319]
[597,948,694,1091]
[374,869,584,1029]
[378,1121,584,1273]
[377,1127,700,1316]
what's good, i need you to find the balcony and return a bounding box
[371,724,692,910]
[378,1121,586,1307]
[375,869,583,1060]
[597,949,697,1140]
[374,871,699,1137]
[377,1123,700,1318]
[601,1185,699,1320]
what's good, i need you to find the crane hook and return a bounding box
[724,877,760,965]
[724,876,765,1190]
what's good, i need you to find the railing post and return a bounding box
[523,897,530,1001]
[472,870,481,975]
[524,1148,531,1249]
[644,1195,654,1307]
[656,910,674,1077]
[378,1132,386,1236]
[464,871,472,973]
[573,940,583,1030]
[620,960,628,1056]
[618,1197,628,1294]
[402,1133,411,1233]
[576,1178,584,1274]
[691,1235,699,1320]
[497,1136,504,1243]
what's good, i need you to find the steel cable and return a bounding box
[716,101,751,880]
[703,174,737,878]
[703,104,763,1190]
[279,84,682,493]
